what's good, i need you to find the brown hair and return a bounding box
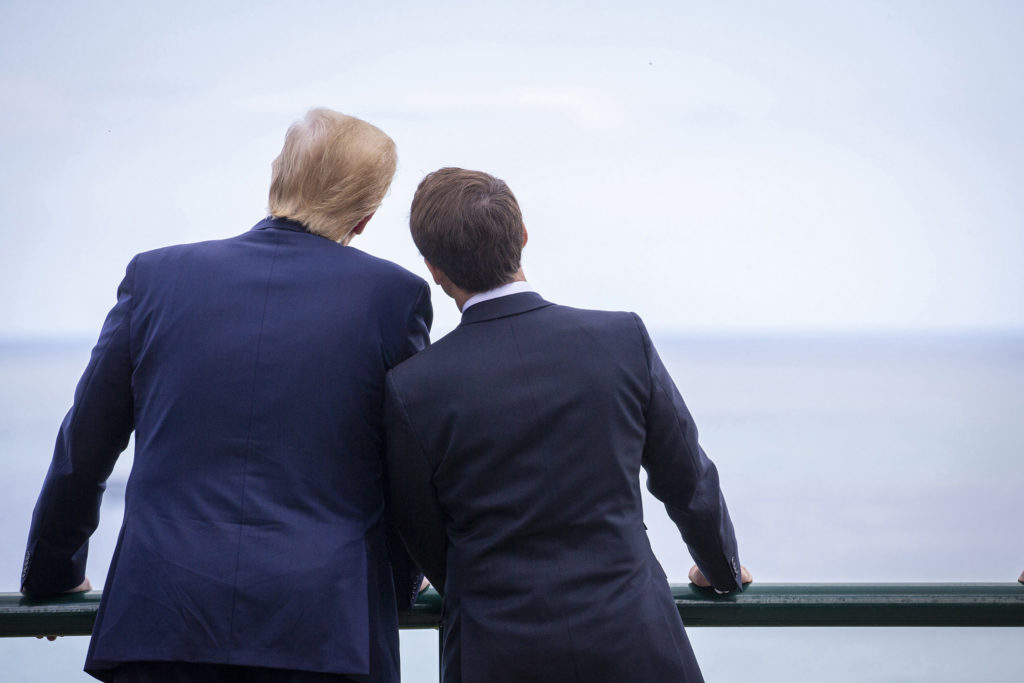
[409,168,524,292]
[268,108,397,243]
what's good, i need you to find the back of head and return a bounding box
[268,108,397,243]
[410,167,525,293]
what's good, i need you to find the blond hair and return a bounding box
[268,108,397,243]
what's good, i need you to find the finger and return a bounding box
[688,564,711,587]
[741,566,753,584]
[66,577,92,593]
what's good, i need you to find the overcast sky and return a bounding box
[2,0,1021,339]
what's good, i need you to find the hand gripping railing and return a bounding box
[2,583,1023,638]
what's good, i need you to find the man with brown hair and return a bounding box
[385,167,750,682]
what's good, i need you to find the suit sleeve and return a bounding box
[382,280,433,606]
[384,372,448,593]
[634,313,743,593]
[383,280,432,370]
[21,258,137,595]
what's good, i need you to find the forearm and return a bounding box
[23,261,136,594]
[636,313,743,591]
[384,374,448,591]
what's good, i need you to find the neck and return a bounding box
[453,290,473,312]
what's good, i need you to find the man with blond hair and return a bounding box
[385,167,750,682]
[22,109,431,682]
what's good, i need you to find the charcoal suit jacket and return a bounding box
[384,292,742,683]
[22,216,432,682]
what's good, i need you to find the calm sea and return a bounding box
[1,334,1021,682]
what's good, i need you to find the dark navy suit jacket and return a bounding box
[384,292,741,683]
[22,217,432,682]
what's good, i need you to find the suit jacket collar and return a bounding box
[252,215,309,234]
[459,291,553,326]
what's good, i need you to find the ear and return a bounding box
[424,259,445,286]
[522,224,528,248]
[350,212,375,237]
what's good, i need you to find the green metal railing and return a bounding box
[2,583,1022,638]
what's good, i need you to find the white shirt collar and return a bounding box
[461,281,535,312]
